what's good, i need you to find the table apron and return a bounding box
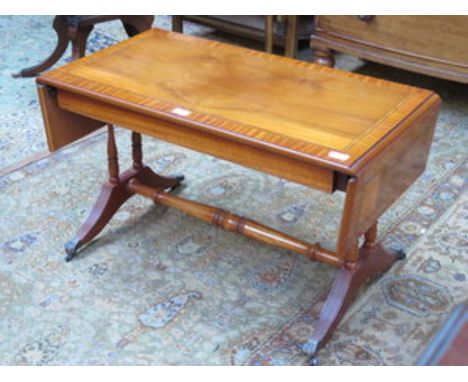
[57,90,336,193]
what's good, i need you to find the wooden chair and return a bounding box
[13,15,154,78]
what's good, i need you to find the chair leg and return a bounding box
[70,25,94,60]
[13,16,69,78]
[121,15,155,37]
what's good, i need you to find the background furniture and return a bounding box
[417,303,468,365]
[311,16,468,83]
[172,15,313,57]
[14,15,154,78]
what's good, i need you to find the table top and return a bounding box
[37,28,440,173]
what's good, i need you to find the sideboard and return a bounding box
[311,16,468,83]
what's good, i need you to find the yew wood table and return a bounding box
[36,28,440,365]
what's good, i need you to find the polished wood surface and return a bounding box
[37,28,438,173]
[37,84,104,150]
[56,89,336,192]
[37,29,440,364]
[312,16,468,83]
[337,100,440,259]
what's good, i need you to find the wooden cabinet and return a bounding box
[311,16,468,83]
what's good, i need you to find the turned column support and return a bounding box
[107,124,120,185]
[127,178,343,268]
[132,131,143,170]
[364,224,378,250]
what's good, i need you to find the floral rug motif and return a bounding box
[0,15,467,366]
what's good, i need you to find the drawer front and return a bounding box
[316,16,468,68]
[57,90,336,193]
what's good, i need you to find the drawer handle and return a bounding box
[357,15,375,22]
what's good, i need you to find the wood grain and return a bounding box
[57,90,336,192]
[337,98,440,259]
[128,179,342,267]
[37,28,437,172]
[37,85,103,151]
[313,16,468,83]
[37,28,442,361]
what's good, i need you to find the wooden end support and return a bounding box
[63,127,405,365]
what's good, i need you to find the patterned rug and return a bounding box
[0,16,467,365]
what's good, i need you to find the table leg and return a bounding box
[302,239,405,365]
[64,126,184,261]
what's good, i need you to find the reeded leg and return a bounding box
[313,46,335,67]
[302,233,405,365]
[65,125,124,261]
[64,127,184,261]
[13,16,69,78]
[64,175,134,261]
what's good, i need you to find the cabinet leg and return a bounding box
[313,46,335,67]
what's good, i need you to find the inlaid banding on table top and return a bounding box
[45,70,352,170]
[38,28,439,172]
[47,28,429,94]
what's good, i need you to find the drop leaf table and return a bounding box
[36,28,440,364]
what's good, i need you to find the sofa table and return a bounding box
[36,28,440,365]
[311,16,468,83]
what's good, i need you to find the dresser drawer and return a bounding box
[313,16,468,83]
